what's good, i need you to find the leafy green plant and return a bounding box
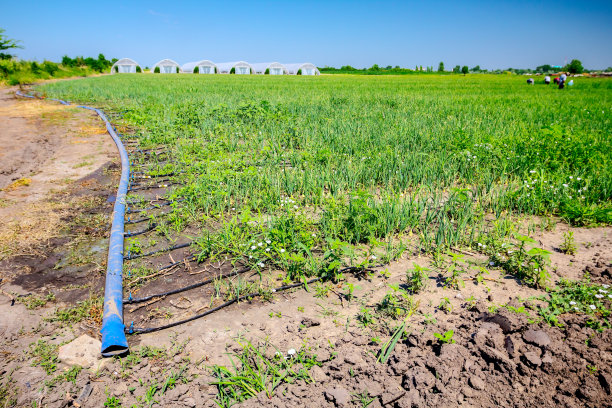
[438,297,452,313]
[406,263,429,293]
[559,231,577,255]
[493,234,551,288]
[29,340,59,375]
[433,330,456,344]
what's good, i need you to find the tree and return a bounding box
[0,28,22,60]
[536,64,552,73]
[369,64,380,71]
[470,65,480,72]
[564,59,584,74]
[461,66,469,75]
[453,65,461,73]
[438,62,445,72]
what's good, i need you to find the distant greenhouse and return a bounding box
[285,63,320,75]
[251,62,288,75]
[217,61,254,75]
[181,60,218,74]
[152,59,181,74]
[111,58,141,74]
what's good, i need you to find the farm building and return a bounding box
[285,63,320,75]
[216,61,254,75]
[181,60,218,74]
[251,62,288,75]
[152,59,181,74]
[110,58,141,74]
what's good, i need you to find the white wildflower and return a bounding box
[569,301,577,305]
[589,305,596,310]
[280,249,285,253]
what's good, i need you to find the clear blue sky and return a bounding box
[3,0,612,70]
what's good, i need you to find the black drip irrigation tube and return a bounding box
[126,264,377,335]
[124,266,251,304]
[128,277,322,334]
[124,242,192,261]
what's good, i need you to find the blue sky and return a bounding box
[3,0,612,69]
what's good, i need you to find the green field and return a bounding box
[38,74,612,285]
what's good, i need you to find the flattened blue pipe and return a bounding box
[16,91,130,356]
[80,106,130,356]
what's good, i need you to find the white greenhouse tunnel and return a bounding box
[110,58,141,74]
[285,63,320,75]
[151,59,181,74]
[181,60,218,74]
[216,61,254,75]
[251,62,289,75]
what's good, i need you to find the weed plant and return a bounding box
[210,340,319,407]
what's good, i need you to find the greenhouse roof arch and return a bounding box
[181,60,218,74]
[251,62,289,75]
[216,61,254,75]
[152,59,181,74]
[285,63,320,75]
[111,58,141,74]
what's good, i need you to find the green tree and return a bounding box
[461,65,469,75]
[536,64,552,73]
[564,59,584,74]
[470,65,480,72]
[0,28,22,60]
[369,64,380,71]
[438,62,445,72]
[453,65,461,73]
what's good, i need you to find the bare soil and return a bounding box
[0,86,611,408]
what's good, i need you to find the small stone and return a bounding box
[58,335,106,371]
[344,353,362,365]
[469,376,485,391]
[324,387,350,407]
[523,330,551,348]
[522,351,542,367]
[182,397,196,407]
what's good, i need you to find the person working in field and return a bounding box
[544,75,551,84]
[527,78,534,85]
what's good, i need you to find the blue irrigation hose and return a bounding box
[16,90,130,357]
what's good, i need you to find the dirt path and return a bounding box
[0,86,120,406]
[0,87,115,213]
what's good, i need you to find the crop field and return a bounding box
[6,74,607,407]
[39,75,611,283]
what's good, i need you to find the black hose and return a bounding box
[128,277,321,334]
[124,223,157,238]
[124,266,251,304]
[126,198,185,214]
[124,242,191,260]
